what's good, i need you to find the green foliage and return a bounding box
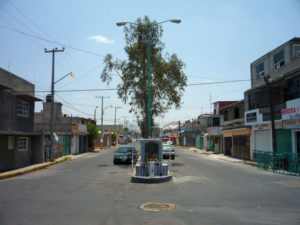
[101,16,187,138]
[112,132,117,144]
[86,122,99,147]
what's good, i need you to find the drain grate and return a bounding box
[140,202,175,212]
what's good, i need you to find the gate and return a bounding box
[62,135,71,156]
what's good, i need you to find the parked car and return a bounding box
[113,146,137,164]
[162,144,175,160]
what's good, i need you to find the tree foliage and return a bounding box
[101,16,187,137]
[86,122,99,147]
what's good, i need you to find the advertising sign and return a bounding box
[282,98,300,121]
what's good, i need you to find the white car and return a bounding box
[162,144,175,160]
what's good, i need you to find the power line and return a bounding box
[187,79,250,86]
[31,79,251,93]
[0,25,105,57]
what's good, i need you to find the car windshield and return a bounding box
[163,145,172,150]
[117,147,132,153]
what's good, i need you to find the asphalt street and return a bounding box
[0,146,300,225]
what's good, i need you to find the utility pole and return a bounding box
[45,47,64,162]
[209,93,212,113]
[96,96,109,147]
[94,106,98,121]
[264,76,276,153]
[114,106,122,129]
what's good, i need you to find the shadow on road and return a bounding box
[172,162,185,167]
[98,164,109,167]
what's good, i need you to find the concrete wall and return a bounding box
[251,39,300,88]
[221,101,244,125]
[0,135,43,172]
[0,68,34,96]
[0,91,35,132]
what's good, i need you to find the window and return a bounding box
[287,76,300,100]
[223,111,228,121]
[8,136,14,149]
[17,137,28,151]
[17,100,29,117]
[212,117,220,126]
[293,45,300,58]
[274,50,285,70]
[256,62,264,79]
[234,107,240,119]
[249,91,269,110]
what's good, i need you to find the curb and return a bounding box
[0,156,72,180]
[187,147,258,168]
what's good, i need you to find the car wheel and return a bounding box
[171,155,175,160]
[113,160,117,165]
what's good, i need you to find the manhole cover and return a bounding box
[140,202,175,212]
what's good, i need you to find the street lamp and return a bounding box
[94,106,98,121]
[50,71,74,161]
[114,106,122,129]
[116,19,181,138]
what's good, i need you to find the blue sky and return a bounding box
[0,0,299,129]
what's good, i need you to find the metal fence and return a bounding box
[255,150,300,176]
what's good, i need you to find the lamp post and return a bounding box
[49,71,74,161]
[116,19,181,138]
[114,106,122,130]
[94,106,98,121]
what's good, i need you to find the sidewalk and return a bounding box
[188,147,258,167]
[0,148,110,180]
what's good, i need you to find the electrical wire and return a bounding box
[0,25,105,57]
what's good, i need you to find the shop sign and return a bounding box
[283,119,300,128]
[72,125,78,132]
[246,112,257,123]
[282,98,300,121]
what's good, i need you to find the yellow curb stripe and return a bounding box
[0,157,72,180]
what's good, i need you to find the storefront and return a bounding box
[222,127,251,160]
[281,98,300,154]
[207,127,222,153]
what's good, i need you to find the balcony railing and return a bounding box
[259,103,286,121]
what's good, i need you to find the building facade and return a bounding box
[244,37,300,159]
[0,68,43,172]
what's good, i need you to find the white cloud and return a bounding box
[87,35,115,44]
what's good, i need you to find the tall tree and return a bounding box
[101,16,187,138]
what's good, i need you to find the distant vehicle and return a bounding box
[162,144,175,160]
[113,146,137,164]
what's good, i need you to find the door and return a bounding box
[224,137,232,156]
[200,136,204,149]
[107,135,110,146]
[275,129,292,154]
[255,130,271,152]
[62,135,71,156]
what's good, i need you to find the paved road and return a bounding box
[1,147,300,225]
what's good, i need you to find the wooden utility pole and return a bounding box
[45,47,64,162]
[264,76,276,153]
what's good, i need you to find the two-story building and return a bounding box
[244,37,300,159]
[35,99,88,160]
[221,100,251,160]
[0,68,43,172]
